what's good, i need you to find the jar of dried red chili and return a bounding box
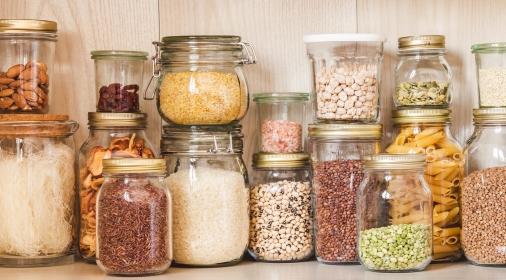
[96,158,172,276]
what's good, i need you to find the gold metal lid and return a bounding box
[398,35,445,50]
[88,112,147,127]
[308,124,382,138]
[473,108,506,123]
[0,19,57,33]
[102,158,166,174]
[362,154,426,169]
[252,153,310,168]
[391,109,451,123]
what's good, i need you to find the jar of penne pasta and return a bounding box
[308,123,382,264]
[461,108,506,266]
[357,154,433,272]
[385,109,463,262]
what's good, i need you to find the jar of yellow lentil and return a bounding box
[385,109,463,262]
[145,36,257,126]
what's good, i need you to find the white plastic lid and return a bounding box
[303,33,387,43]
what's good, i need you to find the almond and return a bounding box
[25,60,48,72]
[22,90,38,102]
[9,79,25,88]
[0,97,14,109]
[0,77,15,85]
[11,93,27,108]
[0,72,6,77]
[0,88,14,97]
[20,81,38,91]
[8,104,19,111]
[38,70,48,84]
[18,67,39,80]
[36,87,48,100]
[6,64,25,78]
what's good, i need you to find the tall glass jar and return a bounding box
[303,33,387,123]
[0,19,57,113]
[253,92,309,153]
[161,124,249,266]
[0,114,78,267]
[358,154,433,272]
[462,108,506,266]
[385,109,463,262]
[248,153,313,262]
[146,36,256,125]
[395,35,452,108]
[96,158,172,276]
[91,50,147,112]
[78,112,158,262]
[308,123,382,264]
[471,43,506,107]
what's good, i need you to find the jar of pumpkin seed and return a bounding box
[394,35,452,109]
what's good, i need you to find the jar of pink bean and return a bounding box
[253,92,309,153]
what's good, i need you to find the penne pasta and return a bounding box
[435,207,459,227]
[425,145,436,154]
[423,175,454,188]
[453,153,462,161]
[391,212,425,225]
[434,236,445,245]
[434,166,458,181]
[429,184,451,196]
[433,225,444,234]
[414,127,444,141]
[440,227,460,238]
[395,136,406,145]
[445,236,459,245]
[444,167,461,182]
[416,131,445,147]
[386,144,424,154]
[451,177,460,187]
[434,244,460,254]
[433,194,458,205]
[434,203,458,213]
[433,211,450,224]
[428,160,458,169]
[398,127,414,138]
[425,165,445,176]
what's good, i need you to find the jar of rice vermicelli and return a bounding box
[357,154,433,272]
[161,124,249,267]
[385,109,463,262]
[0,114,78,267]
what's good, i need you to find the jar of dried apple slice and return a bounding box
[77,112,158,262]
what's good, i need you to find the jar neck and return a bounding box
[398,48,446,58]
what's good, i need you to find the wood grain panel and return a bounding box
[159,0,357,170]
[358,0,506,147]
[0,0,160,149]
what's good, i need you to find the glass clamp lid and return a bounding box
[253,92,309,103]
[90,50,148,61]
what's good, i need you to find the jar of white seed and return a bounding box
[248,153,313,262]
[303,33,386,123]
[471,42,506,107]
[160,124,249,267]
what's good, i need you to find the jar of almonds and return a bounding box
[0,19,57,113]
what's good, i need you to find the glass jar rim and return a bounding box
[91,50,148,60]
[471,42,506,53]
[303,33,387,43]
[253,92,309,103]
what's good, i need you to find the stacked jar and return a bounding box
[0,19,81,267]
[250,93,313,262]
[460,43,506,266]
[147,35,256,267]
[303,33,387,265]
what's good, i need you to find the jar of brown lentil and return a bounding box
[249,153,313,262]
[461,108,506,266]
[385,109,463,262]
[308,123,382,264]
[96,158,172,276]
[145,36,256,126]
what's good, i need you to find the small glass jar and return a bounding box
[385,109,463,262]
[461,108,506,266]
[395,35,452,108]
[146,35,256,125]
[96,158,172,276]
[78,112,158,262]
[248,153,314,262]
[0,19,57,113]
[308,123,382,264]
[303,33,387,123]
[0,114,78,267]
[91,50,147,112]
[253,92,309,153]
[357,154,433,272]
[471,43,506,107]
[161,124,249,266]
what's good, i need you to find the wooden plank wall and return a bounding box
[2,0,505,170]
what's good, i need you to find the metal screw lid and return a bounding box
[308,124,383,138]
[398,35,445,50]
[252,153,310,168]
[362,154,427,169]
[0,19,57,33]
[473,108,506,123]
[391,109,451,123]
[103,158,166,174]
[88,112,148,127]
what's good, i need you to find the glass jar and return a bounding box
[0,114,78,267]
[91,50,147,112]
[96,158,172,276]
[303,33,387,123]
[253,92,309,153]
[308,123,382,264]
[0,19,57,113]
[146,35,256,125]
[395,35,452,108]
[161,124,249,266]
[461,108,506,266]
[385,109,463,262]
[78,112,158,262]
[471,43,506,107]
[357,154,433,272]
[248,153,314,262]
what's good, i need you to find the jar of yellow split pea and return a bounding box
[145,36,257,126]
[385,109,463,262]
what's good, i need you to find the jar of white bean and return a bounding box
[248,153,313,262]
[303,34,386,123]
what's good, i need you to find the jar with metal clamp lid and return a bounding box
[145,35,256,126]
[161,124,249,267]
